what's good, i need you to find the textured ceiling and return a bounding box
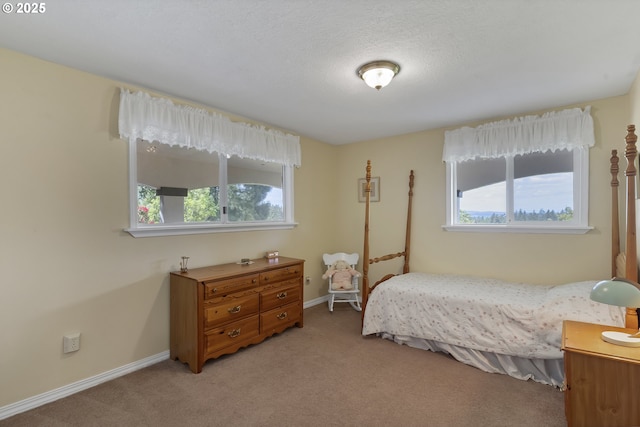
[2,0,640,145]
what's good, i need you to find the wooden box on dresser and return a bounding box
[561,320,640,427]
[170,256,304,373]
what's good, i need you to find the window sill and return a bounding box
[126,222,298,238]
[442,224,593,234]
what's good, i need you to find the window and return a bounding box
[119,89,300,237]
[446,148,589,232]
[442,107,594,234]
[129,140,294,237]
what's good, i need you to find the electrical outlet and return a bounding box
[305,276,311,285]
[63,333,81,353]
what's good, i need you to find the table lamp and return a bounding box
[590,278,640,347]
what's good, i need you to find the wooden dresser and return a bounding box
[562,320,640,427]
[170,256,304,373]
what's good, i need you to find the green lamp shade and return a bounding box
[590,279,640,307]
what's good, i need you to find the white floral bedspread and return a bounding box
[362,273,625,359]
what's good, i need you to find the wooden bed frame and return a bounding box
[610,125,639,329]
[360,159,413,317]
[361,125,639,329]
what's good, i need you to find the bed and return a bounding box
[360,125,639,387]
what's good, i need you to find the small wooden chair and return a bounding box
[322,252,361,312]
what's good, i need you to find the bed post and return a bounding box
[624,125,637,283]
[624,125,639,329]
[403,171,414,274]
[362,160,371,321]
[611,150,619,278]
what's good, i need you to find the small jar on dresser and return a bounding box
[170,256,304,373]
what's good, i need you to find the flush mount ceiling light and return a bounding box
[357,60,401,90]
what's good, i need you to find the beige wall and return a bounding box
[0,48,337,407]
[631,69,640,126]
[1,46,638,411]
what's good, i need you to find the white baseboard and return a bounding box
[304,294,362,309]
[0,351,170,421]
[303,294,329,308]
[0,300,333,421]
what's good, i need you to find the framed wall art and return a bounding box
[358,176,380,202]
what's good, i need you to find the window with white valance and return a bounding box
[118,89,301,237]
[442,106,594,162]
[119,89,301,167]
[442,107,594,234]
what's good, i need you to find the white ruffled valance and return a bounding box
[442,106,594,163]
[118,89,301,167]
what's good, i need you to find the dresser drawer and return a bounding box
[204,274,259,300]
[204,315,260,355]
[260,265,302,284]
[204,293,259,329]
[260,283,301,312]
[260,301,301,334]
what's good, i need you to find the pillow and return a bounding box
[536,281,625,348]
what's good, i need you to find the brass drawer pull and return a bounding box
[277,312,288,320]
[276,292,288,299]
[228,305,241,314]
[228,328,241,338]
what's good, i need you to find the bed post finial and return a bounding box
[625,125,637,172]
[610,150,619,187]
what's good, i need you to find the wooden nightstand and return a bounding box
[561,320,640,427]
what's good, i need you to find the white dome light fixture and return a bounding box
[357,60,401,90]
